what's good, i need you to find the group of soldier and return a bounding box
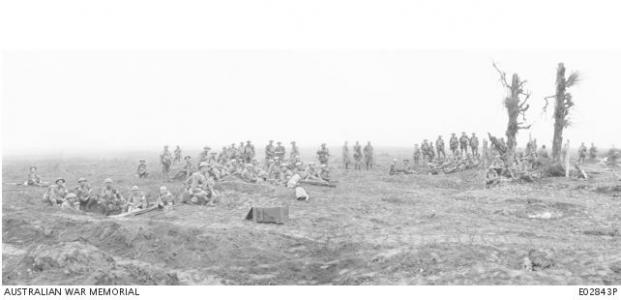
[29,137,609,215]
[341,141,375,170]
[41,176,175,215]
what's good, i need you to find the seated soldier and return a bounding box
[26,166,44,186]
[61,193,79,210]
[172,156,194,180]
[136,160,149,178]
[156,186,175,209]
[42,183,64,206]
[99,178,125,215]
[43,178,69,206]
[74,177,94,211]
[240,164,258,183]
[126,186,148,212]
[319,164,331,181]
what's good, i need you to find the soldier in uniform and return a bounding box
[342,141,352,170]
[126,185,148,212]
[317,143,330,166]
[173,145,182,164]
[449,133,459,157]
[353,141,363,170]
[99,178,124,215]
[470,133,480,158]
[26,166,44,186]
[459,132,470,156]
[244,140,255,163]
[74,177,94,211]
[589,143,598,160]
[136,160,149,178]
[62,193,79,210]
[173,155,194,180]
[578,142,588,164]
[435,135,446,161]
[274,141,286,161]
[160,145,173,180]
[265,140,275,164]
[199,146,211,163]
[43,177,68,206]
[290,141,300,163]
[363,141,374,170]
[156,186,175,209]
[413,144,422,166]
[184,162,216,206]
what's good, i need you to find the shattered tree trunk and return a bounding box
[552,63,567,162]
[493,63,530,170]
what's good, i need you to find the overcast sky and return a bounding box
[2,50,619,155]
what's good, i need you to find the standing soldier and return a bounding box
[265,140,275,163]
[481,139,489,165]
[459,132,470,156]
[342,141,352,170]
[199,146,210,163]
[244,141,255,163]
[435,135,446,161]
[449,133,459,157]
[413,144,422,166]
[173,145,182,164]
[589,143,598,160]
[290,141,300,163]
[274,141,286,161]
[353,141,363,170]
[470,133,479,158]
[363,141,374,170]
[160,146,172,180]
[317,143,330,166]
[136,160,149,178]
[578,142,588,164]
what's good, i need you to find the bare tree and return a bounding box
[492,62,531,169]
[545,63,580,162]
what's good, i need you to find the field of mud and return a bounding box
[3,152,621,285]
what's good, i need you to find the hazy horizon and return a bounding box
[3,50,621,156]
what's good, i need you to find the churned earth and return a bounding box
[3,149,621,285]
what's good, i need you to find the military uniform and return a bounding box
[353,142,363,170]
[127,187,148,212]
[43,181,68,206]
[274,142,286,161]
[459,133,469,156]
[578,143,588,164]
[99,184,124,216]
[449,134,459,156]
[342,143,352,169]
[363,142,374,169]
[317,144,330,166]
[74,178,94,211]
[265,141,275,163]
[470,133,479,157]
[173,146,182,164]
[26,167,42,186]
[137,160,149,178]
[160,147,172,179]
[589,144,597,160]
[289,142,300,163]
[435,136,446,160]
[156,187,175,209]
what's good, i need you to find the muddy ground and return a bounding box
[2,151,621,285]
